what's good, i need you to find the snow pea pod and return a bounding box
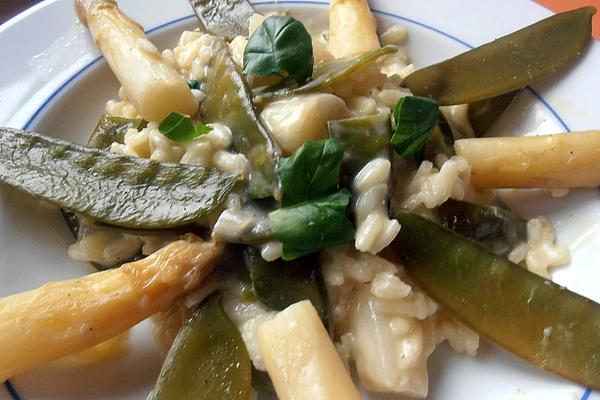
[87,114,145,150]
[327,113,392,183]
[148,294,252,400]
[403,7,595,105]
[201,39,279,199]
[244,246,329,322]
[188,0,255,38]
[436,199,526,256]
[254,45,397,103]
[391,210,600,390]
[467,91,520,136]
[0,127,238,228]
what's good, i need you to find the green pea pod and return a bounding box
[402,7,595,105]
[420,113,455,163]
[0,127,238,228]
[327,113,392,183]
[244,246,329,322]
[148,294,252,400]
[87,114,145,150]
[391,210,600,390]
[61,114,148,270]
[467,91,520,136]
[436,199,526,256]
[188,0,255,38]
[201,39,279,199]
[254,45,397,103]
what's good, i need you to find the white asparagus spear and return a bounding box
[455,131,600,189]
[327,0,381,58]
[257,300,362,400]
[75,0,198,122]
[0,237,220,381]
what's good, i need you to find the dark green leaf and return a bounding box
[0,127,238,228]
[278,138,345,207]
[158,112,211,142]
[269,190,354,260]
[187,79,201,90]
[243,15,313,84]
[391,96,439,156]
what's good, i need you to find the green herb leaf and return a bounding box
[278,138,345,207]
[269,190,355,260]
[243,16,313,84]
[390,96,439,156]
[187,79,201,90]
[158,112,211,142]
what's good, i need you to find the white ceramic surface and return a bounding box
[0,1,599,399]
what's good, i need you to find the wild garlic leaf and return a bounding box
[278,138,345,207]
[390,96,439,156]
[243,16,314,84]
[269,190,355,260]
[159,112,211,142]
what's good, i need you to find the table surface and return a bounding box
[1,0,42,25]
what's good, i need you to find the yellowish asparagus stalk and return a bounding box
[256,300,362,400]
[327,0,381,58]
[75,0,198,122]
[455,131,600,189]
[0,237,220,381]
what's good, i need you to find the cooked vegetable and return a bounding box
[256,300,362,400]
[188,0,255,38]
[0,127,238,228]
[244,247,328,321]
[421,118,455,162]
[468,91,520,136]
[278,138,345,207]
[260,93,350,156]
[244,16,314,84]
[254,46,397,102]
[62,114,145,270]
[0,238,220,382]
[391,96,440,156]
[391,210,600,390]
[87,114,145,150]
[327,0,381,58]
[201,39,279,198]
[327,113,392,181]
[454,131,600,189]
[269,190,355,261]
[75,0,198,122]
[436,199,526,256]
[148,294,252,400]
[158,112,211,142]
[402,7,595,105]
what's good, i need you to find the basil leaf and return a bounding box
[278,138,345,207]
[243,16,313,84]
[159,112,211,142]
[390,96,439,156]
[187,79,201,90]
[269,190,355,260]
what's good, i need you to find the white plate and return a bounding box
[0,1,599,399]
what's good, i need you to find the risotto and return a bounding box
[0,0,599,398]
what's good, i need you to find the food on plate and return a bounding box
[0,237,220,382]
[0,0,598,398]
